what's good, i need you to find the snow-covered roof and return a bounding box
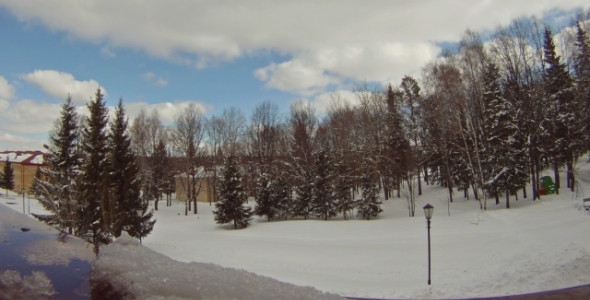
[0,151,45,165]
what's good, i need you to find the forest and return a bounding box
[25,11,590,248]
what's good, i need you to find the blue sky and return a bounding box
[0,1,587,151]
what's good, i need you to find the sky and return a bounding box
[0,1,588,151]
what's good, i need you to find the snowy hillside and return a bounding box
[3,158,590,299]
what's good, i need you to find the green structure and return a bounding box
[540,176,556,195]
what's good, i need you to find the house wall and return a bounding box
[175,176,215,203]
[0,162,41,194]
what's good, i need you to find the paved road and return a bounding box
[346,284,590,300]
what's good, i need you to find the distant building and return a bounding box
[0,151,46,194]
[174,168,218,203]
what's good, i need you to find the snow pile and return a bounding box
[91,233,344,300]
[0,270,55,300]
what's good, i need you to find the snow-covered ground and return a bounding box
[4,158,590,299]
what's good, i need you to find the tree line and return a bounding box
[31,12,590,233]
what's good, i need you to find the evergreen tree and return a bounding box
[108,99,155,241]
[213,155,253,229]
[151,139,169,210]
[483,63,527,208]
[356,160,382,220]
[543,28,582,192]
[385,84,410,198]
[254,172,275,221]
[333,160,355,220]
[311,150,337,221]
[2,158,15,196]
[270,171,293,220]
[292,179,313,219]
[32,96,81,234]
[78,89,111,253]
[574,23,590,154]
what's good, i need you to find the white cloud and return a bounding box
[0,131,45,151]
[308,90,358,113]
[0,76,16,100]
[2,1,588,96]
[254,60,339,96]
[125,100,213,124]
[100,45,116,57]
[0,99,62,134]
[21,70,106,104]
[154,78,168,87]
[141,72,156,81]
[141,72,168,87]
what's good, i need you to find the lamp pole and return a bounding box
[423,203,433,285]
[427,217,431,285]
[22,189,25,214]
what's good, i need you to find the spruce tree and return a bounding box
[574,23,590,154]
[543,28,582,192]
[254,172,275,221]
[2,158,15,196]
[78,88,111,253]
[311,150,337,220]
[213,155,253,229]
[482,62,528,208]
[385,84,410,198]
[32,96,81,234]
[270,171,293,220]
[151,139,168,210]
[108,99,155,240]
[356,160,382,220]
[333,160,355,220]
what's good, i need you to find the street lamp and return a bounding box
[423,203,433,285]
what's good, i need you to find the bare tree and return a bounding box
[248,100,280,175]
[170,103,206,215]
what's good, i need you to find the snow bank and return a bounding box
[91,233,344,300]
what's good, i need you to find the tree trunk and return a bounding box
[418,168,422,195]
[553,160,559,194]
[506,190,510,209]
[495,194,499,205]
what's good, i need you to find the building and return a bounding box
[0,151,46,194]
[175,168,218,203]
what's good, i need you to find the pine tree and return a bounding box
[214,155,253,229]
[574,23,590,154]
[32,96,81,234]
[270,171,293,220]
[385,84,410,198]
[543,27,582,193]
[483,63,527,208]
[2,158,15,196]
[78,88,111,253]
[311,150,337,221]
[254,172,275,221]
[108,99,155,241]
[333,160,355,220]
[151,139,168,210]
[356,160,382,220]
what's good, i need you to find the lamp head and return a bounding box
[423,203,433,220]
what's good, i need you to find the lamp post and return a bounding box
[22,189,26,214]
[423,203,433,285]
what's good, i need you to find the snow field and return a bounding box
[143,160,590,299]
[3,158,590,299]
